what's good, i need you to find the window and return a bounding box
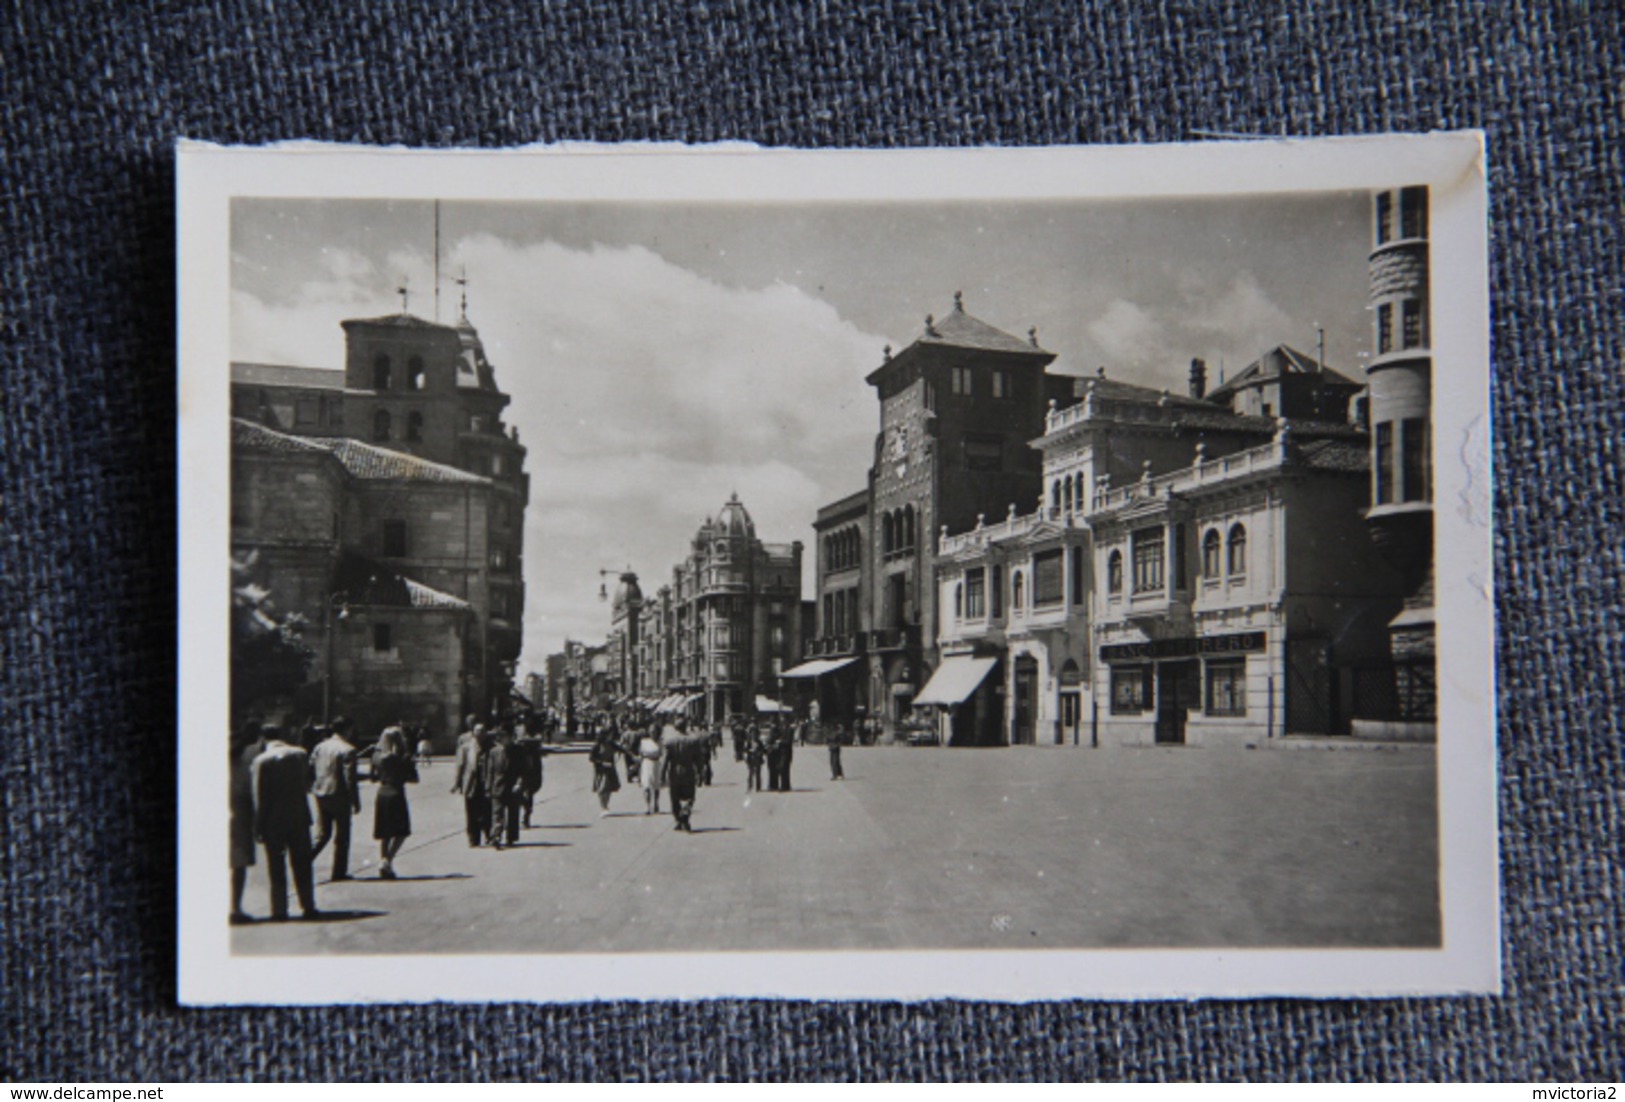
[991,564,1003,618]
[1206,659,1246,716]
[1107,550,1123,596]
[951,366,974,395]
[923,380,937,412]
[882,512,894,555]
[1226,524,1247,577]
[964,435,1002,472]
[1033,549,1064,606]
[294,398,318,426]
[1402,298,1424,349]
[1172,523,1188,590]
[964,568,986,618]
[1051,481,1062,511]
[1011,571,1024,611]
[1401,417,1429,502]
[1062,479,1074,513]
[770,624,784,649]
[406,411,424,443]
[1375,191,1393,246]
[492,454,505,475]
[954,582,964,619]
[1202,528,1222,579]
[372,623,393,652]
[1377,302,1393,354]
[372,353,392,390]
[1375,422,1394,504]
[991,369,1011,398]
[372,408,391,442]
[382,519,407,557]
[1131,528,1165,593]
[407,356,425,391]
[1070,546,1085,606]
[492,546,509,571]
[1400,186,1427,239]
[1111,666,1150,714]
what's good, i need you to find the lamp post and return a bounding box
[322,591,350,722]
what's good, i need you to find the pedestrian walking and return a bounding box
[661,717,703,832]
[452,723,492,847]
[484,726,522,848]
[517,734,544,829]
[744,729,765,793]
[370,725,418,879]
[415,728,433,768]
[308,717,361,881]
[229,720,267,924]
[590,730,621,816]
[637,725,664,814]
[828,722,846,781]
[251,725,320,921]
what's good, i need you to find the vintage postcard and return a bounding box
[177,135,1495,1003]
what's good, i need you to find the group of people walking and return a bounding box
[451,716,547,850]
[229,715,419,923]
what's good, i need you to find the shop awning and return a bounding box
[652,694,681,713]
[779,656,861,679]
[754,695,790,714]
[913,656,998,706]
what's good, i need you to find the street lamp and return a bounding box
[322,590,350,722]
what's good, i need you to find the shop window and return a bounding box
[1111,666,1150,714]
[1206,659,1246,716]
[1033,549,1064,606]
[964,568,986,618]
[372,623,393,653]
[1107,549,1123,596]
[1202,529,1222,579]
[1131,528,1165,593]
[1226,524,1247,577]
[372,353,392,390]
[406,411,423,443]
[372,408,391,442]
[382,520,407,557]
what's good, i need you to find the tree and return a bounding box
[231,551,314,723]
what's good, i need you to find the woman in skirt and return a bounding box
[371,726,418,879]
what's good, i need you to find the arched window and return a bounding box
[882,512,894,555]
[1052,481,1062,511]
[1075,472,1086,510]
[1227,524,1247,576]
[1107,549,1123,595]
[1012,571,1024,611]
[1203,528,1222,578]
[903,505,914,550]
[407,356,425,391]
[1062,479,1074,513]
[372,408,391,442]
[372,353,392,390]
[406,410,423,442]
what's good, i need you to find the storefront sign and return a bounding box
[1100,631,1265,662]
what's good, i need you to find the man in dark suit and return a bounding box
[484,725,522,849]
[251,725,319,921]
[307,717,361,881]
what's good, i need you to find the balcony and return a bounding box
[807,633,865,658]
[867,625,919,653]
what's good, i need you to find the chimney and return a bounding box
[1189,357,1207,399]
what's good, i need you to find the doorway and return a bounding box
[1012,654,1038,745]
[1155,661,1199,744]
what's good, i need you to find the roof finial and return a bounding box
[455,266,470,317]
[396,276,410,313]
[1028,326,1039,347]
[1097,365,1107,379]
[953,290,964,312]
[883,343,892,361]
[924,313,936,335]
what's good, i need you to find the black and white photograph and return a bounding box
[179,136,1494,1002]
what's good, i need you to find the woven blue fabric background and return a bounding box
[3,0,1620,1082]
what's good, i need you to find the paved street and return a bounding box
[234,742,1438,955]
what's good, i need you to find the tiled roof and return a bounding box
[1064,374,1233,411]
[917,303,1050,356]
[403,576,472,611]
[231,362,343,389]
[1207,344,1362,398]
[232,417,331,455]
[321,439,489,484]
[340,312,455,331]
[1298,438,1370,473]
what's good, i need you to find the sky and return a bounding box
[231,191,1373,674]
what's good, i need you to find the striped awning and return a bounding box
[913,657,998,706]
[779,656,861,679]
